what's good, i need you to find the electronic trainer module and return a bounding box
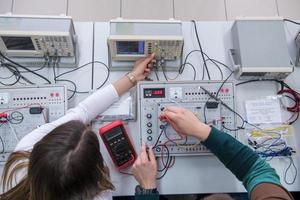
[138,81,236,156]
[0,85,67,163]
[108,19,184,71]
[0,15,77,67]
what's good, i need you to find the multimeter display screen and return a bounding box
[104,126,123,141]
[116,41,144,55]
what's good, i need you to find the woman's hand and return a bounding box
[160,106,211,141]
[113,53,155,96]
[131,53,155,81]
[132,144,157,189]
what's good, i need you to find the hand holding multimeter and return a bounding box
[99,120,137,170]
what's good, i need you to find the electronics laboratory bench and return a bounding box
[0,20,300,196]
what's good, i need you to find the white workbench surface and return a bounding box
[0,21,299,196]
[93,21,300,196]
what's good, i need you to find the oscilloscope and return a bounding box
[0,15,78,67]
[107,19,184,71]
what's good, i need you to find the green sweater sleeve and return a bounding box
[134,193,159,200]
[203,127,281,194]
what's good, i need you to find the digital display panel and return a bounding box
[144,88,165,98]
[104,126,123,141]
[116,41,144,55]
[2,36,35,50]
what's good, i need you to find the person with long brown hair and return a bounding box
[0,53,155,200]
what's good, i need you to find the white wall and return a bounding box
[0,0,299,21]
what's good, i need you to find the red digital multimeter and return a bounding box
[99,120,137,170]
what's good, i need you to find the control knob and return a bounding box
[146,114,152,119]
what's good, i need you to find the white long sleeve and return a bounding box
[93,190,113,200]
[14,84,119,152]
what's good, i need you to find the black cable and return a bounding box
[157,156,173,179]
[0,63,25,86]
[204,99,245,131]
[202,77,246,131]
[156,159,173,178]
[18,61,49,73]
[161,65,169,81]
[204,59,223,80]
[0,73,21,86]
[119,171,133,176]
[0,52,51,84]
[153,129,164,149]
[95,61,110,89]
[284,157,298,185]
[201,60,206,80]
[236,79,300,96]
[152,128,173,178]
[283,19,300,26]
[185,62,196,80]
[55,61,110,98]
[56,61,110,87]
[182,50,210,80]
[0,136,4,153]
[156,145,172,179]
[8,111,24,124]
[204,57,233,73]
[0,65,15,79]
[178,62,197,80]
[156,150,171,173]
[221,103,245,131]
[216,71,233,97]
[55,61,94,79]
[236,79,279,86]
[289,112,299,125]
[191,20,210,80]
[180,49,232,81]
[4,63,35,85]
[154,66,160,81]
[182,50,202,71]
[203,71,232,123]
[55,79,78,100]
[167,62,196,81]
[222,123,243,132]
[53,60,57,84]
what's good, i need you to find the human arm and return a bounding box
[113,53,154,96]
[14,54,155,151]
[133,144,159,200]
[160,106,293,200]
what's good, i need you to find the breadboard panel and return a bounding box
[0,108,46,161]
[0,85,67,163]
[138,81,236,156]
